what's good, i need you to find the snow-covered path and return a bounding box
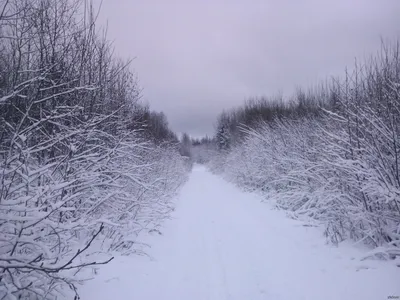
[80,165,400,300]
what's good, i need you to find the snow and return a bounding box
[79,165,400,300]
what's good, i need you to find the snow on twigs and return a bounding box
[208,41,400,260]
[0,1,190,298]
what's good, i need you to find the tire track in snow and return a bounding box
[209,218,230,300]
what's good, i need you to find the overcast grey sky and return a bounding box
[94,0,400,137]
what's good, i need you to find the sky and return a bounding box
[93,0,400,137]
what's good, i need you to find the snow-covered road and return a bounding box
[80,165,400,300]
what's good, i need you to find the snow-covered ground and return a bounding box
[79,165,400,300]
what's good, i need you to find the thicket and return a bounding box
[0,1,189,299]
[209,41,400,259]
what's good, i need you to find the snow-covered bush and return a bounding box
[99,141,190,254]
[0,0,189,298]
[209,42,400,259]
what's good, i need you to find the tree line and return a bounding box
[207,41,400,259]
[0,0,190,299]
